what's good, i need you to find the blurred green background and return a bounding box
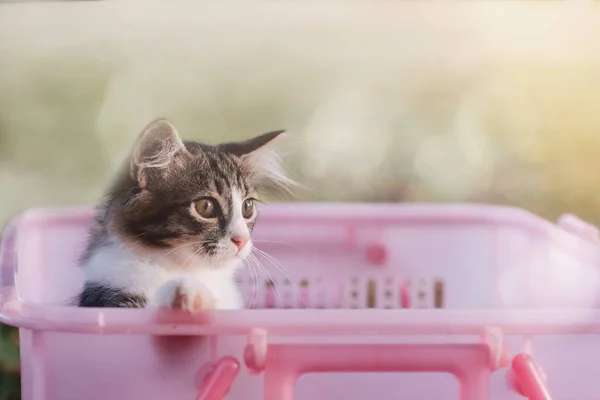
[2,1,600,398]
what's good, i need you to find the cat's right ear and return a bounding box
[130,119,188,188]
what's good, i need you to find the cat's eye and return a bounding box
[195,198,217,218]
[242,199,255,219]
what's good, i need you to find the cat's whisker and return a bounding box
[153,240,207,263]
[248,253,269,308]
[180,246,204,269]
[127,232,149,250]
[249,253,284,310]
[252,248,307,309]
[209,244,231,268]
[244,256,259,309]
[253,240,317,257]
[253,247,292,276]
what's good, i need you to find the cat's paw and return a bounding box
[148,278,215,312]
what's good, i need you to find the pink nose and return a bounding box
[231,236,248,251]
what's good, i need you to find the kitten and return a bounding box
[76,118,291,311]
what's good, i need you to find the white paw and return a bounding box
[148,278,215,312]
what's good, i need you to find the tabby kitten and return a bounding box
[77,119,291,310]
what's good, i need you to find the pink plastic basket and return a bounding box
[2,203,600,400]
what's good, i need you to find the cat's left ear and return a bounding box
[130,118,189,187]
[220,130,294,190]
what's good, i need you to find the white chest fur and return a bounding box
[83,242,244,310]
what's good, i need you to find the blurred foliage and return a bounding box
[0,324,19,400]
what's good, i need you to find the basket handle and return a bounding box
[557,213,600,245]
[195,356,240,400]
[261,342,500,400]
[508,353,552,400]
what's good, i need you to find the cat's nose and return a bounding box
[231,235,248,251]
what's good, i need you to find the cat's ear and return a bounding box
[221,130,295,192]
[220,130,285,158]
[130,119,188,187]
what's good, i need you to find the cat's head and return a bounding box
[107,118,292,269]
